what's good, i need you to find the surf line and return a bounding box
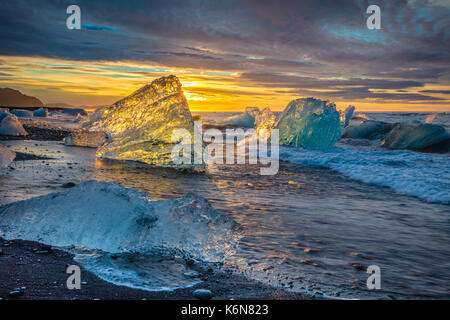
[181,304,215,318]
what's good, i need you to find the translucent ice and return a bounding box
[0,181,241,262]
[0,144,15,168]
[277,98,343,150]
[255,107,278,133]
[83,75,202,170]
[64,130,108,148]
[62,108,88,117]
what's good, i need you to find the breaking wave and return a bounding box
[280,146,450,204]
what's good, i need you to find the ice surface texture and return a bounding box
[64,130,108,148]
[277,98,343,150]
[83,75,202,170]
[383,122,449,150]
[0,144,15,168]
[0,181,241,262]
[0,112,28,136]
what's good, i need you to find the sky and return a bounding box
[0,0,449,112]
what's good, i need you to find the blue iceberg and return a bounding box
[33,108,48,117]
[277,98,344,150]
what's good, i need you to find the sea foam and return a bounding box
[280,146,450,204]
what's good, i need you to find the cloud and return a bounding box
[420,89,450,94]
[0,0,448,110]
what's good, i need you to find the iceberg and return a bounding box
[276,98,343,150]
[342,120,394,140]
[64,130,108,148]
[33,108,48,117]
[383,122,449,150]
[0,144,15,168]
[0,181,241,261]
[223,107,260,127]
[0,113,28,136]
[83,75,202,170]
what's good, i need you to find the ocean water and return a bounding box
[0,111,449,299]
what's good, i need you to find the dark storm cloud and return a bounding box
[420,89,450,95]
[0,0,448,102]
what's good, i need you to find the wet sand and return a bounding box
[0,237,310,300]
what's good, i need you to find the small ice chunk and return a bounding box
[277,98,343,150]
[33,108,48,117]
[0,113,28,136]
[0,144,16,168]
[62,108,88,117]
[383,122,449,150]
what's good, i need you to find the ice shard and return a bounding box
[277,98,343,150]
[83,75,203,170]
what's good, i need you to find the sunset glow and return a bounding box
[0,1,449,112]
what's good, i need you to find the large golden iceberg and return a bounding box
[83,75,203,171]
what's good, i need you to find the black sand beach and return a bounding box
[0,237,309,300]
